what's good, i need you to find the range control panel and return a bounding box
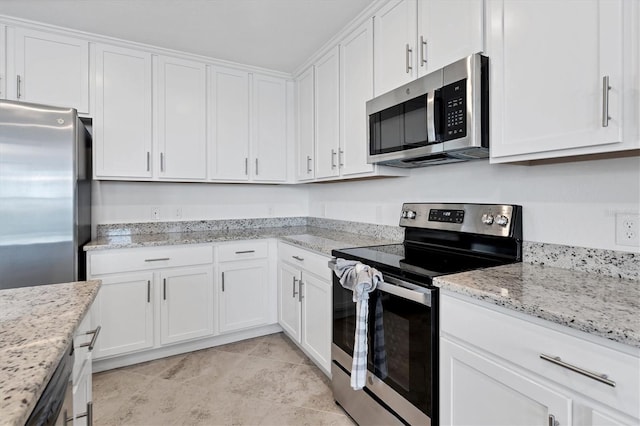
[399,203,518,238]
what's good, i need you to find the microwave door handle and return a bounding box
[427,91,436,142]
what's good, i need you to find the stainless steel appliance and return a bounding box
[0,100,91,290]
[331,203,522,425]
[367,54,489,167]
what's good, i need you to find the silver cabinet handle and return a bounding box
[540,353,616,387]
[245,157,248,175]
[16,75,21,99]
[163,278,167,300]
[146,152,150,172]
[292,255,304,261]
[145,257,170,262]
[306,156,312,173]
[548,414,557,426]
[331,149,337,169]
[72,402,93,426]
[298,280,304,302]
[602,75,611,127]
[339,149,344,167]
[147,280,151,303]
[292,276,298,298]
[420,36,427,67]
[405,44,413,74]
[221,272,225,292]
[79,326,101,351]
[235,250,255,254]
[255,158,259,175]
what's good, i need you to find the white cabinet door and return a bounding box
[314,46,340,179]
[488,0,623,160]
[278,262,301,341]
[417,0,484,76]
[11,28,89,112]
[209,66,250,181]
[440,338,572,426]
[156,56,207,180]
[93,44,152,179]
[300,272,332,373]
[296,66,315,181]
[251,74,288,182]
[218,259,270,333]
[92,273,154,359]
[159,266,214,345]
[373,0,418,96]
[339,20,375,176]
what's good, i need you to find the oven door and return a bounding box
[332,271,438,426]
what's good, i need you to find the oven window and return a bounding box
[369,94,430,156]
[369,290,433,418]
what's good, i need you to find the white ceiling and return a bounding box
[0,0,373,73]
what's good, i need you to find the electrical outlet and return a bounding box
[151,207,160,221]
[616,213,639,247]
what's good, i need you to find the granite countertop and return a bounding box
[0,281,101,426]
[434,263,640,349]
[84,225,401,256]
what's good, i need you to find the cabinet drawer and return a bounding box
[217,240,269,262]
[279,242,331,280]
[89,245,213,276]
[441,294,640,419]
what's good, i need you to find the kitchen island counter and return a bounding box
[434,262,640,349]
[0,280,101,426]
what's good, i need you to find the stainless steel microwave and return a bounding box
[367,53,489,168]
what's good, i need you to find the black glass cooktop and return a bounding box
[333,243,508,282]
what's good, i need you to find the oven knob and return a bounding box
[406,210,416,219]
[481,213,494,225]
[495,214,509,227]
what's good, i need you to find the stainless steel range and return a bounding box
[330,203,523,425]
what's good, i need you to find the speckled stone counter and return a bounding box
[433,263,640,348]
[85,225,401,256]
[0,281,101,426]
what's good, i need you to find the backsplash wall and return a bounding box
[308,156,640,253]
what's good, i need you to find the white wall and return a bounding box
[308,156,640,253]
[92,181,309,224]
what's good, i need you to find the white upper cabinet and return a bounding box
[295,66,315,181]
[373,0,418,96]
[251,74,288,182]
[314,46,340,179]
[155,55,207,180]
[93,44,153,179]
[9,28,89,113]
[374,0,484,95]
[417,0,483,76]
[339,19,375,176]
[488,0,624,161]
[209,66,250,181]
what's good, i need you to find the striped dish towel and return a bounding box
[332,258,383,390]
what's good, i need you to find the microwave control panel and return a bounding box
[441,78,467,141]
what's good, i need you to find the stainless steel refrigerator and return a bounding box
[0,100,91,290]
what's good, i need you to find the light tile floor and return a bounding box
[93,332,356,425]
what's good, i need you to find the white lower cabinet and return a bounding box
[441,338,572,426]
[91,272,154,359]
[160,266,214,344]
[216,240,275,334]
[277,242,332,374]
[440,293,640,426]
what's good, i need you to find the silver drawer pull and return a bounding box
[540,353,616,387]
[145,257,170,262]
[235,250,255,254]
[292,255,304,261]
[79,326,101,351]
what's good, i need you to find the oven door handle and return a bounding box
[328,260,433,307]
